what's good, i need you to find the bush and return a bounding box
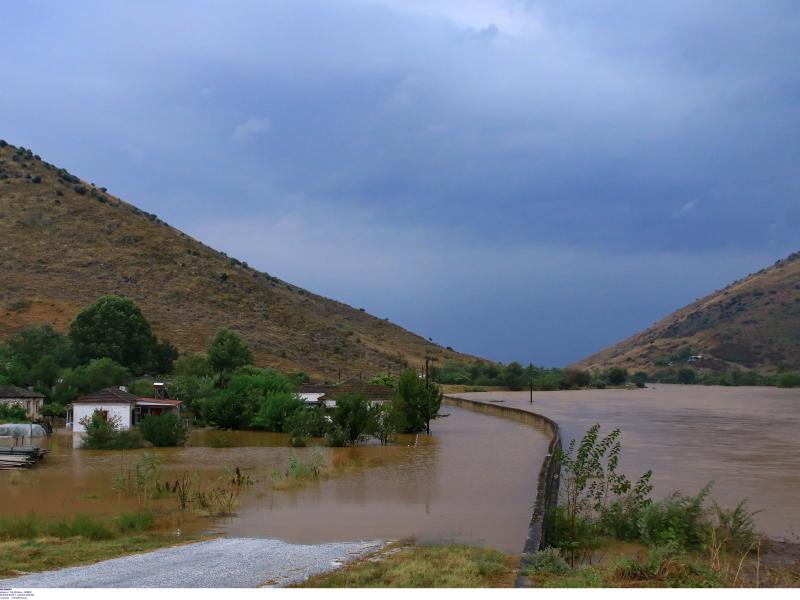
[778,371,800,388]
[140,413,187,447]
[251,392,303,432]
[331,392,371,444]
[522,548,571,577]
[0,403,27,423]
[79,411,143,450]
[606,367,628,386]
[636,485,712,550]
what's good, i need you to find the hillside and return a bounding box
[576,252,800,373]
[0,141,478,379]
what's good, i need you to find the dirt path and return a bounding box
[0,538,385,588]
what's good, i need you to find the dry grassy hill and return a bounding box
[0,141,480,379]
[575,252,800,373]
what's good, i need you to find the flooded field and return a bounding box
[454,384,800,540]
[0,405,551,553]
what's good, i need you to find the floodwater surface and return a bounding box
[454,385,800,539]
[0,405,551,553]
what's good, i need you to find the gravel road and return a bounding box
[0,538,385,588]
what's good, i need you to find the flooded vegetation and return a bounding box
[0,405,551,553]
[454,384,800,540]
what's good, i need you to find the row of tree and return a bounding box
[430,359,638,390]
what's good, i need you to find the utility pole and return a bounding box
[529,362,534,404]
[425,356,431,435]
[338,368,341,384]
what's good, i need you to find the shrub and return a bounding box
[522,548,572,577]
[251,392,303,432]
[778,371,800,388]
[331,392,371,444]
[0,403,27,423]
[710,500,758,553]
[116,511,154,533]
[636,484,712,550]
[606,367,628,386]
[79,411,143,450]
[140,413,188,447]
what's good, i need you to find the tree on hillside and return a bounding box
[69,296,156,374]
[207,328,253,375]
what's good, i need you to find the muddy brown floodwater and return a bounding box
[0,405,551,553]
[454,384,800,540]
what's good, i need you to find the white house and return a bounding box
[296,384,334,406]
[68,386,182,433]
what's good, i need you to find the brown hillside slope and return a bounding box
[575,252,800,373]
[0,141,480,379]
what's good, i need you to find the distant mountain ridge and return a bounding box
[575,251,800,373]
[0,140,479,379]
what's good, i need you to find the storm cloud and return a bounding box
[1,1,798,365]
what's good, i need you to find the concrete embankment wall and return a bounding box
[442,396,562,585]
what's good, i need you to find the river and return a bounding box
[453,384,800,540]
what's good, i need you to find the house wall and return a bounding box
[0,397,43,420]
[72,403,133,433]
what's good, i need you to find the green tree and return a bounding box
[676,368,697,384]
[69,296,156,374]
[207,328,253,374]
[139,413,188,447]
[1,325,74,388]
[369,402,400,445]
[152,338,178,374]
[561,368,591,389]
[393,369,442,433]
[332,392,372,444]
[606,367,629,386]
[65,358,129,394]
[251,392,303,431]
[502,361,526,390]
[174,353,212,377]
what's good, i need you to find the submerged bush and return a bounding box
[140,413,187,447]
[79,411,143,450]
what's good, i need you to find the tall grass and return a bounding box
[0,515,123,540]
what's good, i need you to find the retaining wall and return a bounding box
[442,395,562,587]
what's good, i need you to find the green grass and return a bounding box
[0,513,196,577]
[0,535,184,577]
[299,543,517,588]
